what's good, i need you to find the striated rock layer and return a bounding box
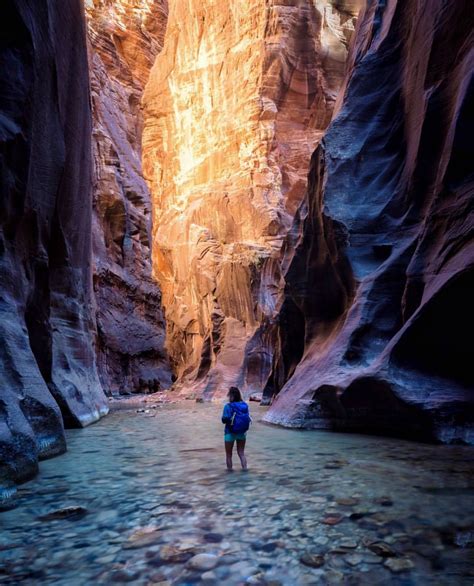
[265,0,474,442]
[0,0,108,492]
[143,0,360,397]
[86,0,172,394]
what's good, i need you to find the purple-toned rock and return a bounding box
[86,0,172,395]
[0,0,108,490]
[265,0,474,443]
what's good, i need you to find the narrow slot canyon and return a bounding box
[0,0,473,584]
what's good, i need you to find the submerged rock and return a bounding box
[336,498,360,507]
[105,568,140,583]
[123,526,162,549]
[38,506,88,522]
[322,515,344,526]
[188,553,219,571]
[344,554,364,567]
[203,532,224,543]
[366,541,396,558]
[375,497,394,507]
[300,553,325,568]
[2,404,474,585]
[385,558,415,573]
[151,545,195,565]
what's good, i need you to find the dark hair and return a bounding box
[228,386,243,402]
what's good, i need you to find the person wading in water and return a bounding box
[221,387,251,471]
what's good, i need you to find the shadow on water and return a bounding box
[1,403,474,585]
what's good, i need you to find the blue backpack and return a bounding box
[230,402,251,434]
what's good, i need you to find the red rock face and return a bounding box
[1,0,471,504]
[265,0,474,442]
[143,0,360,398]
[0,0,108,489]
[86,0,172,394]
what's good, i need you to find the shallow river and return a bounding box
[1,403,474,585]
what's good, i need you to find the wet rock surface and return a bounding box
[265,0,474,442]
[85,0,172,395]
[0,0,108,493]
[38,506,88,522]
[1,404,473,585]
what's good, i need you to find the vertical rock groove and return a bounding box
[143,0,361,398]
[265,0,474,443]
[0,0,108,491]
[85,0,172,395]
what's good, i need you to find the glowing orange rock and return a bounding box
[143,0,361,397]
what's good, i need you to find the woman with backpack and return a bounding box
[221,386,251,471]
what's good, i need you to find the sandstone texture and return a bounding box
[0,0,108,491]
[86,0,172,394]
[265,0,474,442]
[143,0,360,397]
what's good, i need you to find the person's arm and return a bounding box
[222,403,232,424]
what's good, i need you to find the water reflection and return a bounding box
[1,403,473,585]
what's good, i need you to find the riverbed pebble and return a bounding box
[3,404,473,586]
[38,506,88,521]
[300,553,325,568]
[384,557,415,573]
[188,553,219,570]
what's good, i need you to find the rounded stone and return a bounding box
[385,558,415,573]
[188,553,219,571]
[203,532,224,543]
[300,553,325,568]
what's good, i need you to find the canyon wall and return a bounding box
[0,0,108,494]
[86,0,172,395]
[265,0,474,442]
[1,0,470,506]
[143,0,361,397]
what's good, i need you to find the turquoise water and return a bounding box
[1,403,474,585]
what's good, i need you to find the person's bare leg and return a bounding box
[236,439,247,470]
[225,440,234,471]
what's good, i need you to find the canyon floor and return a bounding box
[1,403,474,585]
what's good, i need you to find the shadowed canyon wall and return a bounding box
[0,0,108,492]
[1,0,472,502]
[265,0,474,442]
[85,0,172,395]
[143,0,361,398]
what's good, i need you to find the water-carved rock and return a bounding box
[143,0,361,397]
[86,0,172,395]
[0,0,108,491]
[265,0,474,443]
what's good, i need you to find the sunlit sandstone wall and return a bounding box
[265,0,474,442]
[143,0,361,397]
[86,0,172,394]
[0,0,108,492]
